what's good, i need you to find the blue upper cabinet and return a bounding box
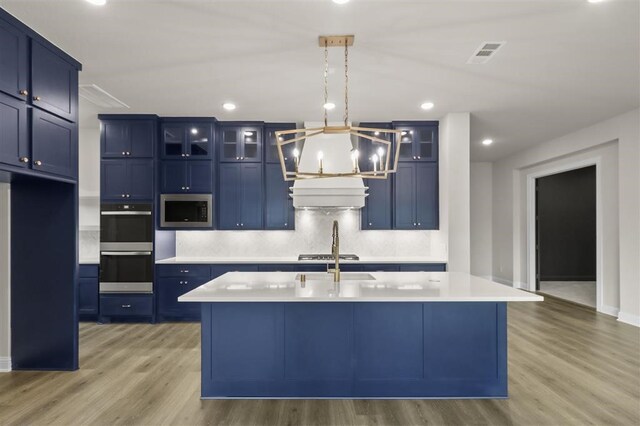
[161,119,214,159]
[394,162,439,230]
[0,18,28,102]
[0,93,29,168]
[31,41,78,123]
[265,123,297,166]
[101,159,153,201]
[218,162,263,230]
[219,123,263,162]
[100,117,157,158]
[359,123,393,230]
[160,160,212,193]
[392,121,438,162]
[31,108,77,179]
[265,163,294,230]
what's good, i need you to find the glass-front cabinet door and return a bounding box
[357,122,392,173]
[265,123,297,168]
[161,121,213,159]
[392,121,438,162]
[219,124,263,162]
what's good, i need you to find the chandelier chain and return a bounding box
[344,42,349,126]
[324,40,329,127]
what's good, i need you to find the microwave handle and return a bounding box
[101,251,152,256]
[101,211,152,216]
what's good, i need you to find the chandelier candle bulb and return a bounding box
[351,149,360,173]
[372,154,379,173]
[293,148,300,171]
[318,151,324,174]
[377,147,385,170]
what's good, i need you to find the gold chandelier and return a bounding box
[276,35,401,181]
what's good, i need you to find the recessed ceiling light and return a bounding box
[420,101,435,110]
[332,0,350,4]
[323,102,336,110]
[85,0,107,5]
[482,139,493,146]
[222,102,236,111]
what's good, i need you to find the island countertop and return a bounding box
[178,271,543,303]
[157,256,447,264]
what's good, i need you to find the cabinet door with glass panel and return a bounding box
[265,123,297,168]
[219,124,263,163]
[161,120,213,159]
[392,121,438,162]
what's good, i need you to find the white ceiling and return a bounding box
[2,0,638,161]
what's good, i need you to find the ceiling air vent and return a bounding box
[467,41,506,64]
[79,84,130,108]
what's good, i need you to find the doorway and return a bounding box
[535,166,597,307]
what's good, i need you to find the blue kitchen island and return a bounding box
[179,271,542,399]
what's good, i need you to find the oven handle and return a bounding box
[101,211,152,216]
[101,251,152,256]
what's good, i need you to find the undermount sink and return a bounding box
[294,272,376,281]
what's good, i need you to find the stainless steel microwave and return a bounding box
[160,194,213,228]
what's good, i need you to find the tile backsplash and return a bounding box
[79,230,99,261]
[176,210,447,258]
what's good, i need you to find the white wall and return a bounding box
[0,183,10,371]
[78,115,101,232]
[440,113,471,272]
[470,162,493,279]
[491,108,639,325]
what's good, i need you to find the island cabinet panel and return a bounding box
[31,41,78,123]
[354,303,424,379]
[200,302,507,398]
[284,303,353,380]
[207,303,284,381]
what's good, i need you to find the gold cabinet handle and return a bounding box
[33,96,41,101]
[19,89,28,96]
[34,160,42,166]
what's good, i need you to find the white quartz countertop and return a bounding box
[157,256,447,264]
[80,258,99,264]
[178,271,543,303]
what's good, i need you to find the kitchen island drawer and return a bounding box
[100,294,153,317]
[157,264,210,278]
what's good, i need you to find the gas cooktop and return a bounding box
[298,254,360,261]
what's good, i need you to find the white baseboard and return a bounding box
[0,356,10,372]
[599,304,619,317]
[617,312,640,327]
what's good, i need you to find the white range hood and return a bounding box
[290,122,368,209]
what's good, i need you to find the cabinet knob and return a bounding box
[284,223,288,226]
[413,156,416,160]
[33,96,41,101]
[417,156,421,159]
[19,89,28,96]
[186,187,190,190]
[181,186,185,190]
[121,304,131,308]
[126,152,131,156]
[34,160,42,166]
[183,270,189,273]
[122,152,126,156]
[418,222,421,226]
[369,222,372,226]
[185,154,190,157]
[413,222,417,226]
[126,194,131,198]
[241,223,244,227]
[236,157,240,160]
[121,194,126,198]
[181,153,185,157]
[19,157,29,163]
[236,223,240,227]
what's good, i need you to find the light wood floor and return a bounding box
[0,298,639,426]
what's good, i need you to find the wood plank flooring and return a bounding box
[0,297,638,425]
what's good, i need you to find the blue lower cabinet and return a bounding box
[399,263,446,272]
[157,276,205,321]
[200,302,507,398]
[78,265,99,320]
[99,294,153,322]
[340,264,400,272]
[258,264,295,272]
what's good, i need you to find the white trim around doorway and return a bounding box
[526,158,604,313]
